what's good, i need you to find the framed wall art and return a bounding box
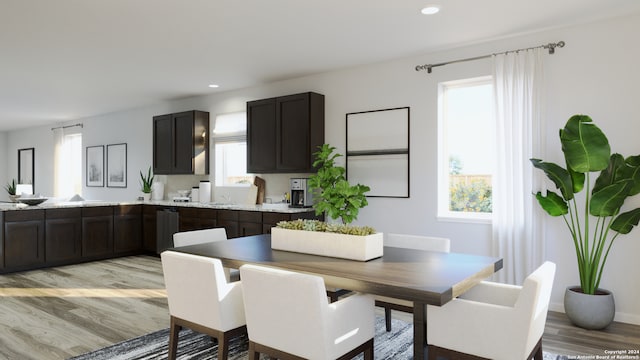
[107,143,127,188]
[86,145,104,187]
[346,107,410,198]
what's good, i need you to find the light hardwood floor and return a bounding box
[0,255,638,359]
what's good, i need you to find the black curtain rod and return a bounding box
[51,123,83,131]
[415,41,565,74]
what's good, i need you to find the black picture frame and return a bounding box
[106,143,127,188]
[18,147,35,192]
[86,145,104,187]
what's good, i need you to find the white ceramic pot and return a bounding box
[141,192,151,201]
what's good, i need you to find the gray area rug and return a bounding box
[69,316,566,359]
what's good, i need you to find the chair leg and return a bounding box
[218,334,229,360]
[384,306,392,332]
[168,318,181,360]
[248,340,260,360]
[363,339,374,360]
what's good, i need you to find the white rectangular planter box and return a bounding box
[271,227,383,261]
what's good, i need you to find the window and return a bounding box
[54,131,82,197]
[437,76,494,222]
[213,112,252,186]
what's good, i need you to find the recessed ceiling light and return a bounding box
[208,84,219,88]
[421,5,440,15]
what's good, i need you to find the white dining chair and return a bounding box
[426,261,556,360]
[173,228,240,282]
[240,264,375,360]
[375,233,451,331]
[161,251,246,360]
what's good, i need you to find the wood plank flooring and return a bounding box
[0,255,638,359]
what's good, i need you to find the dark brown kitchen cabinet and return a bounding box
[179,207,217,232]
[238,211,262,237]
[3,210,45,270]
[247,92,324,173]
[153,110,209,175]
[142,205,160,252]
[82,206,114,258]
[45,208,82,264]
[217,210,239,238]
[114,205,142,253]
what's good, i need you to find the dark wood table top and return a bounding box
[171,234,503,306]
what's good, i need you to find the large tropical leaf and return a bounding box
[593,153,625,194]
[567,162,585,194]
[560,115,611,173]
[530,159,574,200]
[611,208,640,234]
[590,181,632,217]
[617,155,640,196]
[534,191,568,216]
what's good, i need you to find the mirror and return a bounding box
[18,148,34,192]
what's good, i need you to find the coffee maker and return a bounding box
[290,178,313,208]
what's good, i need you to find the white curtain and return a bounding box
[53,127,66,197]
[492,48,545,285]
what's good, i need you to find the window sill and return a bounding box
[437,214,492,225]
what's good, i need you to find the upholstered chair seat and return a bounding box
[173,228,240,282]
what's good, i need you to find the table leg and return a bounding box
[413,301,427,360]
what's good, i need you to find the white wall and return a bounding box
[4,13,639,324]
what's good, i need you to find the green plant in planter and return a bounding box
[139,167,154,194]
[531,115,640,295]
[308,144,370,224]
[276,219,376,236]
[4,179,16,195]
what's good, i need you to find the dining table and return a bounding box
[170,234,503,360]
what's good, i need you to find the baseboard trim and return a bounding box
[549,301,640,326]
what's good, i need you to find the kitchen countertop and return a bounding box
[0,199,315,214]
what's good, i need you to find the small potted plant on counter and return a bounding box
[4,179,18,202]
[139,167,154,201]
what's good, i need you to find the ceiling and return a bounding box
[2,0,640,132]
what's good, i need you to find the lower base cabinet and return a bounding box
[0,204,320,273]
[82,207,114,258]
[3,210,45,270]
[45,208,82,264]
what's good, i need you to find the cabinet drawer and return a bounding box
[5,209,44,222]
[238,211,261,223]
[218,210,238,221]
[115,205,141,216]
[82,206,113,217]
[262,212,291,225]
[179,207,199,218]
[46,208,82,220]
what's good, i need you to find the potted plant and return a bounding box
[271,144,383,261]
[531,115,640,329]
[4,179,19,202]
[139,167,154,201]
[308,143,371,224]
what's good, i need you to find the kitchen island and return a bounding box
[0,200,318,274]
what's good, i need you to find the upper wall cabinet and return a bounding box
[247,92,324,173]
[153,110,209,175]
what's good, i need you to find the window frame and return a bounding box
[213,112,252,187]
[437,76,493,224]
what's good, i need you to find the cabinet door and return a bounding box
[45,209,82,263]
[179,207,200,232]
[247,98,277,173]
[277,93,311,171]
[153,114,173,174]
[114,205,142,253]
[82,207,114,258]
[173,111,195,174]
[142,205,159,252]
[5,220,45,268]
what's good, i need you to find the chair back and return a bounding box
[161,251,245,331]
[515,261,556,354]
[385,233,450,252]
[173,227,227,247]
[240,264,331,359]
